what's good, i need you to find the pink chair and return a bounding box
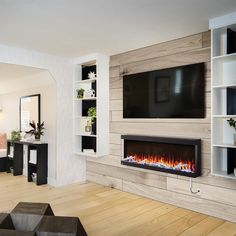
[0,133,7,172]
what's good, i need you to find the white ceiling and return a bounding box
[0,0,236,58]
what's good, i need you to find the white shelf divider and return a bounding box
[75,78,97,84]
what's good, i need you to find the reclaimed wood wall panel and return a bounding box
[86,31,236,222]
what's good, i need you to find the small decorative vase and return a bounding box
[234,133,236,145]
[85,120,92,133]
[35,134,40,141]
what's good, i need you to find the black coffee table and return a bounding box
[0,202,87,236]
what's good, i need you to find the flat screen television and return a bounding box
[123,63,205,118]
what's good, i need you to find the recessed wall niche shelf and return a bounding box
[211,20,236,179]
[73,54,109,158]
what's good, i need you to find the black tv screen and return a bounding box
[123,63,205,118]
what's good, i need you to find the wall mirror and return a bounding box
[20,94,41,132]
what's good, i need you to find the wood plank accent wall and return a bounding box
[86,31,236,223]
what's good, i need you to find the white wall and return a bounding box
[0,44,86,186]
[0,84,57,181]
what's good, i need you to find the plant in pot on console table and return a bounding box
[227,118,236,145]
[26,121,45,141]
[87,107,96,135]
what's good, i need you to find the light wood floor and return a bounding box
[0,173,236,235]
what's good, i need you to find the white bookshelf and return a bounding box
[211,18,236,179]
[73,54,109,158]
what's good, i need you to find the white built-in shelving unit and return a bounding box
[73,54,109,158]
[210,13,236,179]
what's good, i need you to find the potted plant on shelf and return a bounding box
[76,88,85,99]
[26,121,45,141]
[227,118,236,145]
[87,107,96,135]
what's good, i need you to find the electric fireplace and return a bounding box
[121,135,201,177]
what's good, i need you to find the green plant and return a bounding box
[10,130,21,144]
[76,88,85,99]
[227,118,236,131]
[26,121,45,140]
[87,107,96,124]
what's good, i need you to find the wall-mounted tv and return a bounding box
[123,63,205,118]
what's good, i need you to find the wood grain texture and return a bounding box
[167,177,236,207]
[202,31,211,48]
[87,161,167,189]
[110,76,122,89]
[110,122,211,138]
[122,180,236,223]
[3,173,235,235]
[110,66,120,78]
[207,222,236,236]
[110,34,203,67]
[120,47,210,76]
[86,171,122,190]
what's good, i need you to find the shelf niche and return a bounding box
[227,148,236,175]
[227,28,236,55]
[82,65,96,80]
[227,88,236,115]
[73,54,109,158]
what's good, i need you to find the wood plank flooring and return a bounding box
[0,173,235,236]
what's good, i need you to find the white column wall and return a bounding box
[0,44,86,186]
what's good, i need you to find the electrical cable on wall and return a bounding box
[189,177,200,194]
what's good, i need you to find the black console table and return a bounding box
[6,141,23,176]
[7,141,48,185]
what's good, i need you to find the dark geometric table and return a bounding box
[0,229,36,235]
[0,202,87,236]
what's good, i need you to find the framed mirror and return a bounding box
[20,94,41,132]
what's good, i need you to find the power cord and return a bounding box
[189,177,200,194]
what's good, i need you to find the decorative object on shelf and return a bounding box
[87,107,96,135]
[84,89,95,98]
[85,119,92,133]
[83,149,95,154]
[234,168,236,176]
[88,71,96,80]
[22,132,32,141]
[76,88,85,99]
[26,121,45,141]
[227,118,236,145]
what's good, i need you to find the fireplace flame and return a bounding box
[123,153,195,173]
